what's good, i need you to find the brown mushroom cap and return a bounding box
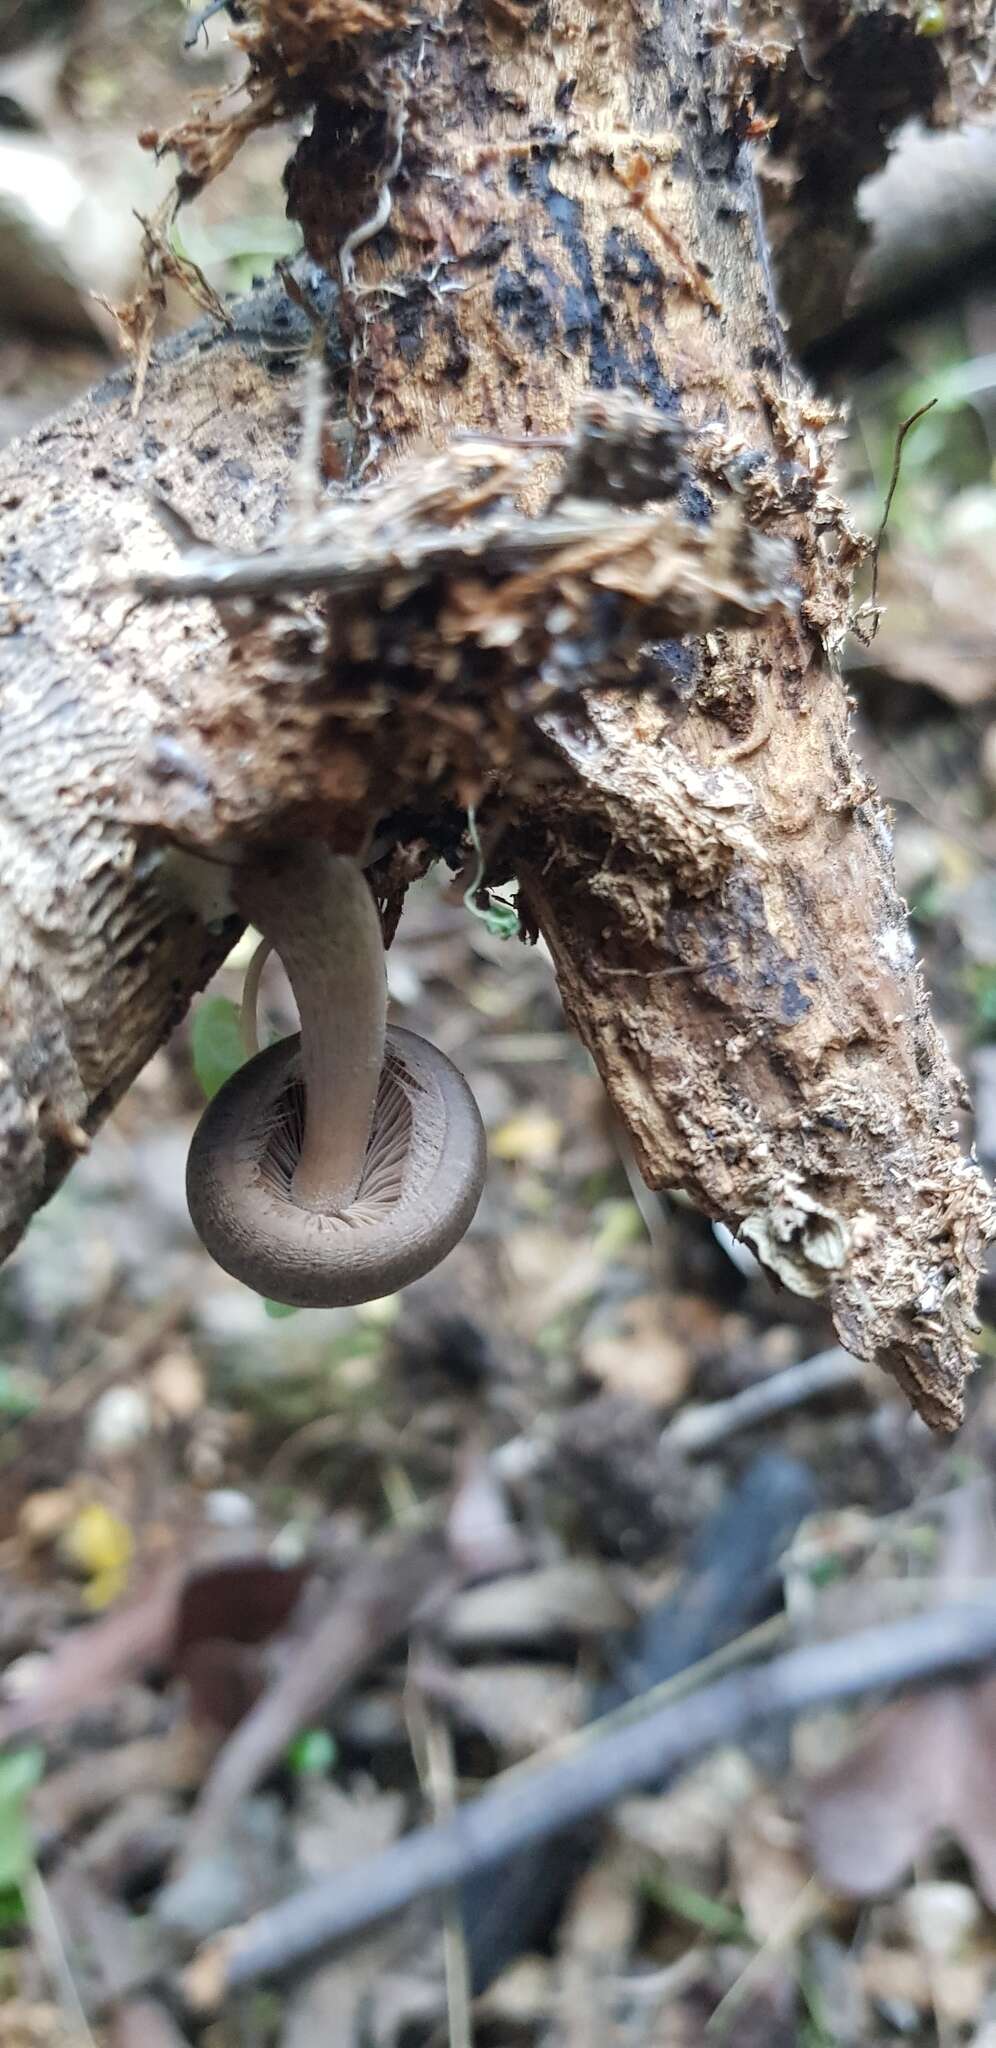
[186,1024,486,1308]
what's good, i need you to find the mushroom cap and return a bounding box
[187,1025,486,1308]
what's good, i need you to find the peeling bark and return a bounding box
[1,0,993,1428]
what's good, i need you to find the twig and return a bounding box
[663,1346,864,1454]
[405,1666,473,2048]
[24,1867,98,2048]
[183,1598,996,2011]
[705,1874,826,2034]
[867,397,938,626]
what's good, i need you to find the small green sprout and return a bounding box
[464,807,521,940]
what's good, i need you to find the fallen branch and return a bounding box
[664,1345,866,1454]
[184,1598,996,2012]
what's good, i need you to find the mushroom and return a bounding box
[186,843,486,1307]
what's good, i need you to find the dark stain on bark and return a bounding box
[603,227,665,303]
[679,478,713,526]
[285,97,389,268]
[464,224,513,267]
[387,282,429,367]
[672,877,814,1025]
[628,324,680,414]
[562,284,593,356]
[512,150,615,388]
[637,25,669,73]
[493,264,557,350]
[441,310,471,382]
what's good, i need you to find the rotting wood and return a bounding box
[1,0,994,1429]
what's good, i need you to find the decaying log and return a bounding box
[1,0,994,1429]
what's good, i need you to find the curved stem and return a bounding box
[235,846,387,1215]
[240,936,272,1058]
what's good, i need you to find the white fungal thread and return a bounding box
[338,75,408,294]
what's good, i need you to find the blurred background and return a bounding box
[2,6,996,2044]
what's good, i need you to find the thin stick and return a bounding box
[663,1345,864,1454]
[184,1598,996,2011]
[405,1667,474,2048]
[705,1874,826,2035]
[868,397,938,624]
[24,1867,99,2048]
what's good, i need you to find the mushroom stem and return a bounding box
[234,846,387,1216]
[240,936,271,1058]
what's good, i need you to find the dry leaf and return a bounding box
[581,1293,692,1406]
[18,1488,76,1551]
[445,1449,525,1582]
[445,1560,631,1648]
[0,1566,180,1744]
[491,1108,563,1164]
[806,1675,996,1910]
[173,1555,310,1659]
[805,1485,996,1909]
[149,1349,206,1422]
[420,1659,583,1757]
[859,1939,988,2029]
[618,1749,757,1893]
[63,1501,134,1609]
[0,1553,310,1742]
[729,1791,813,1944]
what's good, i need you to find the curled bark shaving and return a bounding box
[1,0,993,1429]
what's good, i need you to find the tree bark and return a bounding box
[1,0,993,1429]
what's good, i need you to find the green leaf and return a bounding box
[0,1748,43,1891]
[0,1883,27,1928]
[264,1299,300,1321]
[192,996,246,1101]
[287,1728,337,1777]
[463,805,521,941]
[641,1871,748,1942]
[0,1366,39,1420]
[482,898,521,940]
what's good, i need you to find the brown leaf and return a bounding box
[0,1565,180,1743]
[580,1293,692,1407]
[806,1485,996,1907]
[805,1665,996,1907]
[173,1556,310,1658]
[176,1640,267,1733]
[32,1723,213,1849]
[446,1449,525,1582]
[0,1555,310,1743]
[729,1791,812,1945]
[180,1531,454,1866]
[109,1997,193,2048]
